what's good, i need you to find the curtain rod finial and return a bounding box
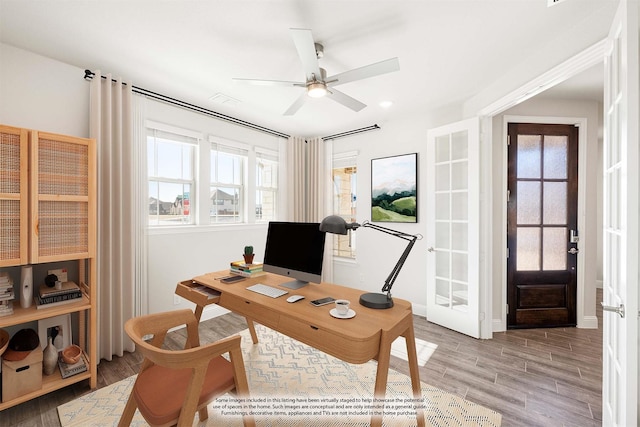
[84,69,95,80]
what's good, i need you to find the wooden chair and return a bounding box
[118,309,255,427]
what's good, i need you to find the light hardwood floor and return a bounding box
[2,292,602,427]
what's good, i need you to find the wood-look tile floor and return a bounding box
[2,292,602,427]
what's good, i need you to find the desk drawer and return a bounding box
[175,280,221,306]
[278,315,379,364]
[219,293,279,328]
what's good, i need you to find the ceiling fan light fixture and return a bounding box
[307,81,327,98]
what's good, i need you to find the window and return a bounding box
[256,148,278,222]
[147,128,197,226]
[210,141,247,224]
[332,152,358,258]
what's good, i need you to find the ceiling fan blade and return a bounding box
[233,78,304,87]
[290,28,322,81]
[283,91,308,116]
[326,88,366,112]
[327,57,400,87]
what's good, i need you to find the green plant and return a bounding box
[244,246,253,255]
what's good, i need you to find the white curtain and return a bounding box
[286,136,328,221]
[89,71,136,361]
[286,136,334,281]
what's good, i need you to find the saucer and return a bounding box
[330,308,356,319]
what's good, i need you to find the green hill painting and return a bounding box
[371,153,417,223]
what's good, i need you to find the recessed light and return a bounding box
[379,101,393,109]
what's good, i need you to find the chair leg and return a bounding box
[198,406,209,422]
[117,394,139,427]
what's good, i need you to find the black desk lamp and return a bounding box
[319,215,422,309]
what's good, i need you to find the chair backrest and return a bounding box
[119,309,254,427]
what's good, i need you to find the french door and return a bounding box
[601,0,639,425]
[426,117,480,338]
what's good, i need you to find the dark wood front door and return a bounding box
[507,123,578,329]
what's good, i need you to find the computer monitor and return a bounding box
[263,221,326,290]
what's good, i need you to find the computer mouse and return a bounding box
[286,295,305,303]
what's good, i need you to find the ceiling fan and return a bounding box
[233,28,400,115]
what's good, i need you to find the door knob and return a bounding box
[601,302,625,318]
[568,247,579,254]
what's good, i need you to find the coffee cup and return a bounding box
[335,299,350,316]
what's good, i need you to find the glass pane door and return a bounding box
[427,117,480,338]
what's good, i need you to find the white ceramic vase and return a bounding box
[20,265,33,308]
[43,337,58,375]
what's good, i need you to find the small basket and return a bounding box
[62,345,82,364]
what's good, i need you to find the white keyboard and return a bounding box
[246,283,289,298]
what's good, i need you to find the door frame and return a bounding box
[502,115,591,330]
[475,40,606,332]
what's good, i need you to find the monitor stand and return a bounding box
[280,279,309,290]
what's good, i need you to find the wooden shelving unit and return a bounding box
[0,125,97,411]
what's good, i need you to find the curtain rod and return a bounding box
[83,69,290,139]
[322,124,381,141]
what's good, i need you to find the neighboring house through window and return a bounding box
[147,124,198,226]
[209,138,247,224]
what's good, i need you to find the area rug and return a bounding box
[58,325,501,426]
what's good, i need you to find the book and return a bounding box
[58,351,88,379]
[0,272,12,283]
[37,291,82,305]
[230,261,264,272]
[0,300,13,317]
[229,267,266,278]
[0,290,15,301]
[39,281,81,298]
[34,293,83,309]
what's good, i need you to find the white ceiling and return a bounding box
[0,0,616,138]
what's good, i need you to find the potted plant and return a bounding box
[243,246,255,265]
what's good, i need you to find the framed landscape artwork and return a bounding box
[371,153,418,223]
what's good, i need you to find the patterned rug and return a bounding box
[58,325,501,426]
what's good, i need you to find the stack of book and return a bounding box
[0,272,14,317]
[230,260,265,278]
[35,281,82,309]
[57,350,88,379]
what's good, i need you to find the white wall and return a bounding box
[490,97,602,330]
[0,43,89,137]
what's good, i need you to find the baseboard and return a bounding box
[492,319,506,333]
[412,302,426,318]
[578,315,599,329]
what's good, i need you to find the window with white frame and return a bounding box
[210,140,248,224]
[147,127,198,226]
[255,148,278,222]
[332,152,358,258]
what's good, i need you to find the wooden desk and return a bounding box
[177,271,424,427]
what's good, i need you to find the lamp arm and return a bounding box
[361,221,421,295]
[381,235,418,294]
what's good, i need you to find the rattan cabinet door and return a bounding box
[0,125,29,267]
[30,131,96,263]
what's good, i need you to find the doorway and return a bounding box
[506,122,579,329]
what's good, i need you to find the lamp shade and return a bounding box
[319,215,360,235]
